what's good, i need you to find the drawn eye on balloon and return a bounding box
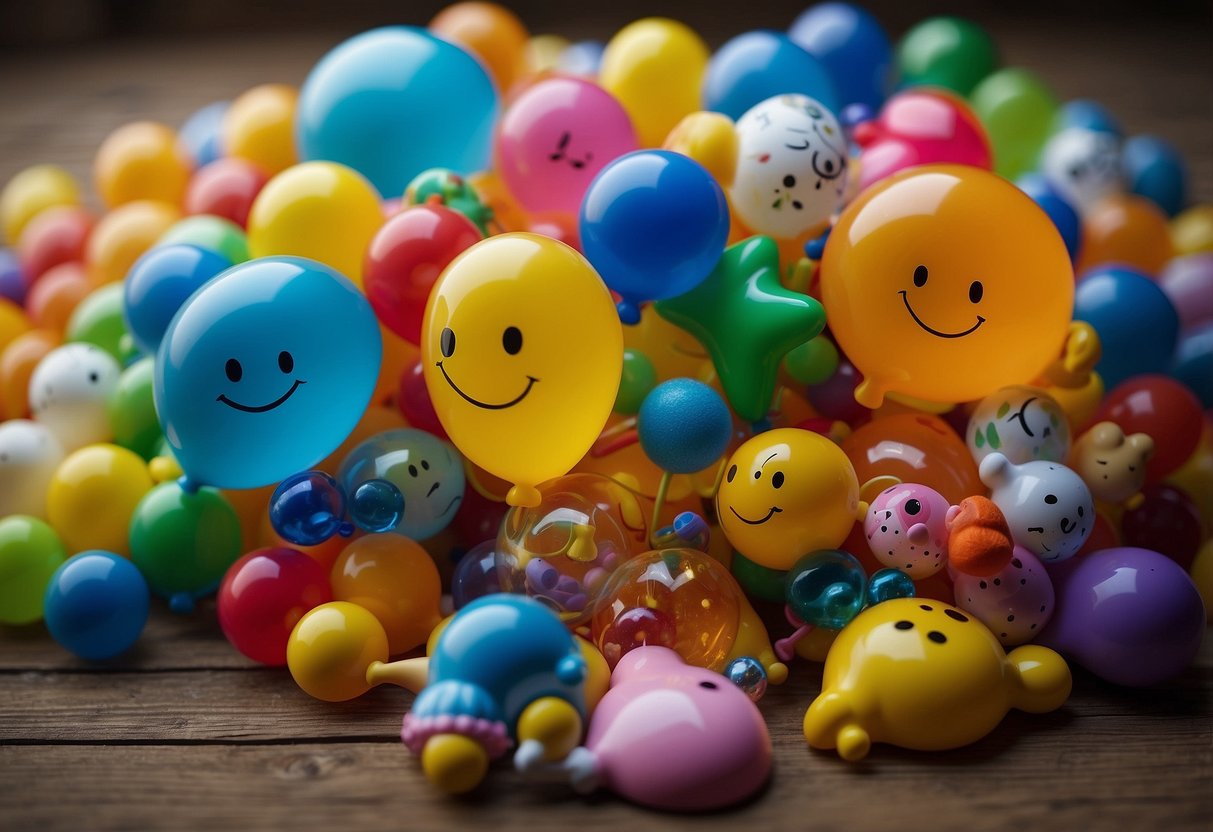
[549,131,593,170]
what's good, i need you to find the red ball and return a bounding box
[18,206,95,282]
[363,203,481,344]
[217,547,332,666]
[397,356,448,439]
[184,158,269,228]
[1121,484,1204,571]
[1095,375,1204,484]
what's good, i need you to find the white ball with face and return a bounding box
[28,343,121,452]
[1040,127,1122,213]
[730,94,848,240]
[0,419,65,518]
[980,453,1094,563]
[967,384,1070,466]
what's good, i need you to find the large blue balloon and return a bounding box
[178,101,228,167]
[1056,99,1121,137]
[297,27,499,198]
[1122,135,1188,217]
[1017,173,1082,263]
[1172,323,1213,408]
[43,551,150,660]
[704,30,840,120]
[338,427,466,540]
[155,255,381,490]
[579,150,728,324]
[124,244,234,356]
[789,3,892,111]
[1074,266,1180,390]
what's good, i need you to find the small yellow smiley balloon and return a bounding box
[423,233,623,507]
[821,165,1073,410]
[716,428,861,571]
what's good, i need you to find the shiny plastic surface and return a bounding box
[980,453,1094,563]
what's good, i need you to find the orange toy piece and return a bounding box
[946,495,1013,577]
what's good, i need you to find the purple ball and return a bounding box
[1038,547,1205,687]
[1159,253,1213,333]
[451,539,501,609]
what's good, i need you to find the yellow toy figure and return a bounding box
[803,598,1071,761]
[422,233,623,507]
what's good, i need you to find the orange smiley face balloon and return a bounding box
[821,165,1073,410]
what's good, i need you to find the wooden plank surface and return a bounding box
[1,13,1212,832]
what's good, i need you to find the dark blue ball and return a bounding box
[637,378,732,474]
[44,551,150,660]
[1074,266,1180,389]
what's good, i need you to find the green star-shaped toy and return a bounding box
[656,236,825,422]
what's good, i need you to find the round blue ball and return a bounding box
[43,551,150,660]
[0,248,25,306]
[1074,266,1180,389]
[123,243,233,356]
[178,101,229,168]
[1057,99,1122,137]
[1122,134,1188,217]
[789,3,892,111]
[1172,323,1213,409]
[703,30,840,120]
[637,378,732,474]
[1017,173,1082,262]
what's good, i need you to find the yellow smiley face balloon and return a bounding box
[716,428,860,571]
[821,165,1073,410]
[423,233,623,507]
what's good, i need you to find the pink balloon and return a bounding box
[1159,253,1213,332]
[496,76,638,214]
[852,89,992,192]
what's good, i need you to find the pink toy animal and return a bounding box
[516,646,771,811]
[864,483,953,579]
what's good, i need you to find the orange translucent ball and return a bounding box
[86,200,181,286]
[222,84,299,176]
[25,262,91,332]
[0,329,60,419]
[841,412,982,505]
[591,548,741,671]
[430,2,530,93]
[1077,193,1174,276]
[330,533,443,655]
[93,121,192,209]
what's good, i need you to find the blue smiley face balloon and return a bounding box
[155,256,381,490]
[338,427,466,540]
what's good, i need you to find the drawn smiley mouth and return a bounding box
[437,361,538,410]
[730,505,783,525]
[899,291,985,339]
[217,379,305,413]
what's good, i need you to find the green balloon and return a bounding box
[66,283,128,363]
[129,483,242,613]
[158,215,250,264]
[896,16,998,96]
[730,551,787,604]
[970,67,1059,180]
[784,335,839,386]
[0,516,67,625]
[108,357,162,460]
[615,348,657,415]
[406,168,494,236]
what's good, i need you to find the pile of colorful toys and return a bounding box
[1,1,1211,811]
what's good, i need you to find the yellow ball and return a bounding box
[93,121,192,209]
[247,161,383,287]
[86,200,181,286]
[0,299,33,357]
[421,733,489,794]
[526,34,570,75]
[46,443,154,556]
[223,84,299,176]
[1,165,80,244]
[600,18,709,147]
[286,601,389,701]
[1171,203,1213,256]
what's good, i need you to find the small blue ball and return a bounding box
[866,568,917,605]
[270,470,348,546]
[558,40,605,77]
[44,551,150,660]
[789,2,893,111]
[785,549,867,629]
[349,478,404,533]
[178,101,229,167]
[1057,99,1122,137]
[1172,323,1213,409]
[704,30,840,120]
[1074,266,1180,389]
[1017,173,1082,262]
[725,656,768,702]
[123,243,233,356]
[0,248,26,306]
[637,378,733,474]
[1122,134,1188,217]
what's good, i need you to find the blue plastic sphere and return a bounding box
[269,470,350,546]
[1122,135,1188,217]
[1017,173,1082,262]
[297,27,499,197]
[43,551,150,660]
[558,40,605,77]
[338,428,466,541]
[0,248,25,305]
[725,655,769,702]
[1057,99,1122,137]
[123,243,233,356]
[1172,323,1213,409]
[866,568,917,606]
[349,478,404,533]
[451,539,503,610]
[789,3,892,111]
[703,30,840,120]
[579,150,729,324]
[178,101,228,167]
[1074,266,1180,389]
[637,379,733,474]
[785,549,867,629]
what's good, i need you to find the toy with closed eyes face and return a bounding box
[967,384,1071,466]
[729,94,848,241]
[979,453,1094,563]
